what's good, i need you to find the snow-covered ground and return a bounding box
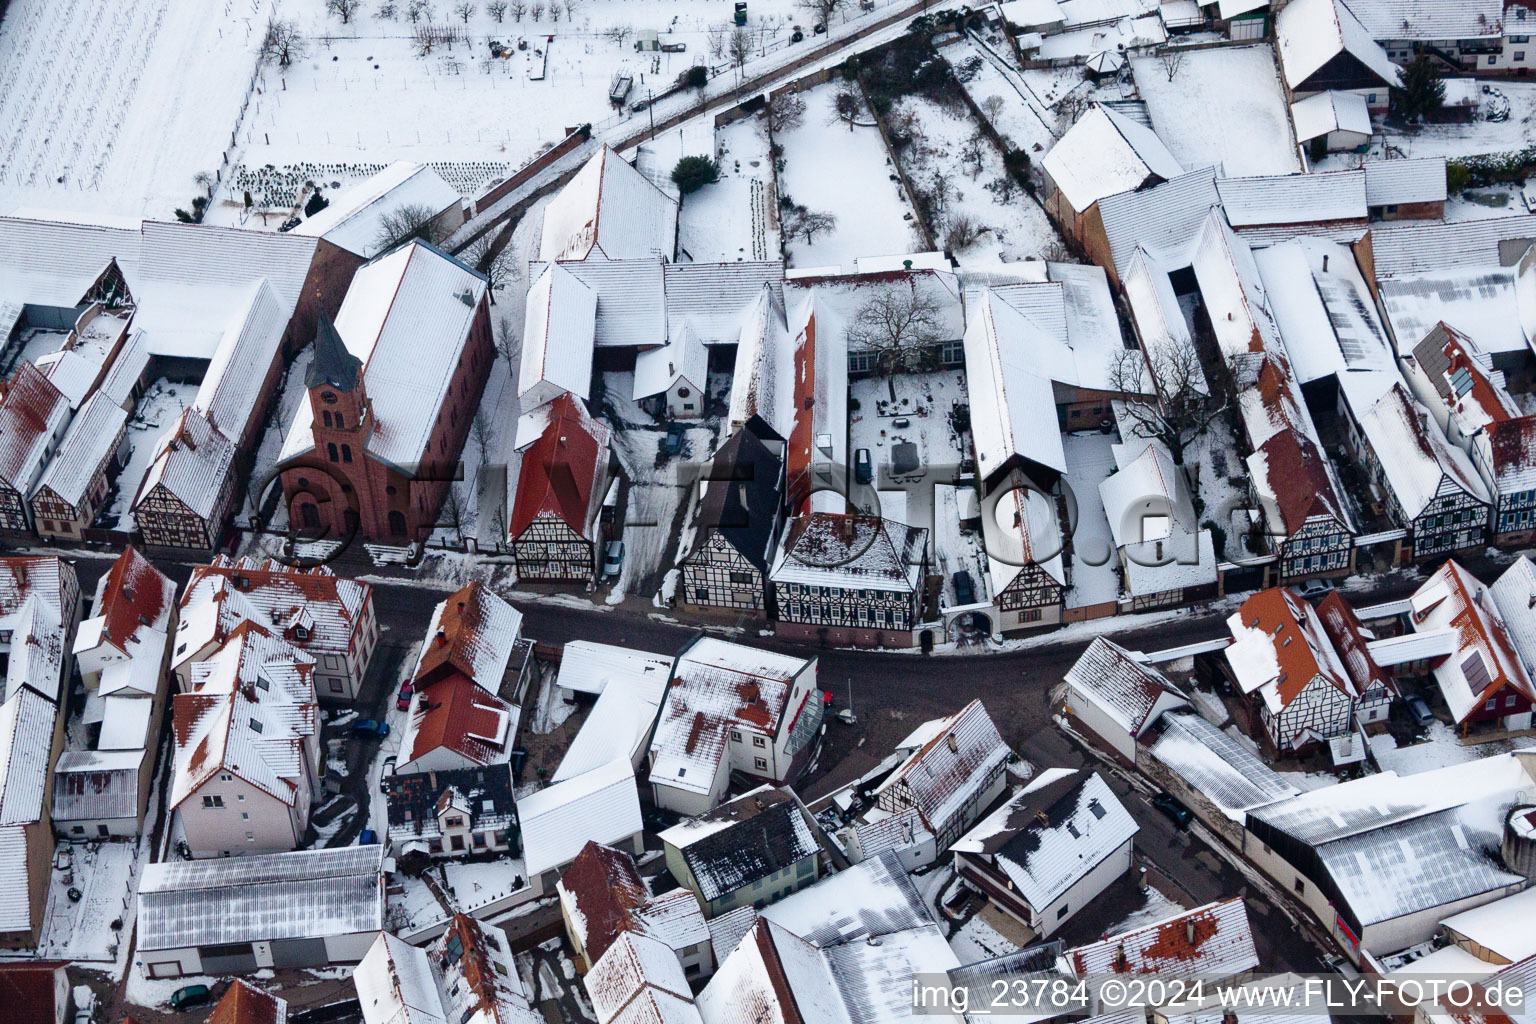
[1370,81,1536,162]
[1130,45,1300,177]
[775,82,921,268]
[1061,430,1119,611]
[0,0,268,219]
[443,856,528,909]
[36,841,140,963]
[100,378,197,533]
[948,909,1021,964]
[885,91,1061,265]
[243,345,315,526]
[673,116,779,263]
[1368,719,1519,775]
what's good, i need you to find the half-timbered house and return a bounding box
[1313,592,1396,727]
[769,512,929,648]
[509,394,617,584]
[1339,377,1491,560]
[0,364,71,534]
[28,391,128,540]
[985,483,1066,633]
[131,408,236,552]
[1224,587,1357,755]
[679,416,785,614]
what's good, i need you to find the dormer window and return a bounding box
[294,626,309,642]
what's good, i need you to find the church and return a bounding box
[276,240,493,544]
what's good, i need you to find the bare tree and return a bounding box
[729,27,752,76]
[604,23,633,44]
[961,132,985,179]
[487,0,507,19]
[327,0,365,22]
[509,0,525,18]
[831,82,862,130]
[374,202,449,251]
[375,0,398,17]
[708,25,728,60]
[1107,345,1225,466]
[469,410,495,466]
[530,2,543,20]
[927,168,953,216]
[782,205,837,244]
[1158,48,1186,82]
[260,17,309,67]
[494,313,519,364]
[846,283,943,401]
[562,0,582,20]
[795,0,848,30]
[452,0,476,21]
[981,94,1006,123]
[548,2,560,22]
[764,91,807,133]
[437,482,477,545]
[463,233,520,298]
[406,0,433,22]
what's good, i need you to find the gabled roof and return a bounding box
[307,314,362,392]
[401,671,516,768]
[1096,168,1221,281]
[0,963,68,1024]
[31,390,127,509]
[586,930,701,1024]
[953,768,1138,910]
[134,407,235,520]
[1315,591,1396,700]
[1276,0,1400,91]
[354,930,450,1024]
[1411,321,1518,434]
[0,362,69,491]
[413,581,522,692]
[871,700,1010,835]
[77,544,174,656]
[1343,0,1504,41]
[1067,899,1258,977]
[695,919,846,1024]
[1216,171,1367,228]
[509,393,611,542]
[687,417,785,573]
[1042,105,1184,212]
[1253,237,1394,385]
[1290,91,1372,143]
[1370,215,1536,280]
[1064,637,1189,736]
[660,787,819,902]
[1363,157,1448,207]
[770,512,927,593]
[633,322,708,400]
[0,686,58,827]
[206,979,289,1024]
[1410,560,1536,722]
[518,263,597,405]
[294,161,462,258]
[1225,587,1355,718]
[539,146,677,264]
[193,278,287,441]
[1144,711,1299,821]
[517,758,644,878]
[1342,378,1489,518]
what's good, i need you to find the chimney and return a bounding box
[1115,943,1128,971]
[1185,919,1195,944]
[435,628,447,648]
[946,733,958,753]
[1321,254,1329,273]
[1155,539,1163,561]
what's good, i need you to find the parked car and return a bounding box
[854,448,873,484]
[1296,578,1334,600]
[1152,793,1193,828]
[1406,695,1435,726]
[396,681,414,712]
[662,423,686,456]
[952,570,976,606]
[169,985,212,1011]
[602,540,625,580]
[352,719,390,738]
[379,756,397,792]
[892,416,911,429]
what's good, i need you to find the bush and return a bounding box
[1308,136,1327,165]
[1204,520,1227,561]
[671,156,720,195]
[304,189,329,217]
[679,65,708,90]
[1446,160,1472,193]
[943,214,983,252]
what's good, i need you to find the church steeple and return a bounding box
[307,314,363,392]
[307,314,370,439]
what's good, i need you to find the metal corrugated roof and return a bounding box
[1216,170,1367,227]
[1363,158,1447,206]
[31,390,126,508]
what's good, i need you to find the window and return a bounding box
[429,838,444,853]
[678,387,691,398]
[695,588,709,602]
[202,795,224,808]
[1507,695,1519,708]
[1517,51,1527,61]
[322,410,332,427]
[752,735,766,747]
[1512,35,1531,42]
[1057,904,1069,919]
[241,812,249,820]
[473,832,488,848]
[754,756,768,770]
[327,443,339,462]
[446,816,463,828]
[730,729,743,742]
[342,444,352,463]
[1294,878,1306,894]
[1489,54,1498,64]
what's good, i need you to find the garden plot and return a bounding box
[1372,82,1536,161]
[883,91,1061,264]
[36,842,140,962]
[1131,46,1300,177]
[0,0,263,218]
[100,378,197,533]
[774,83,922,268]
[950,38,1060,158]
[673,117,779,263]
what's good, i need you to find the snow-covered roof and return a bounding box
[553,666,668,782]
[1253,237,1394,384]
[539,146,677,264]
[648,639,813,798]
[0,362,69,493]
[399,673,517,769]
[697,919,850,1024]
[1000,0,1065,26]
[76,543,174,663]
[759,851,933,947]
[1,592,66,705]
[963,290,1068,480]
[770,513,926,593]
[586,929,700,1024]
[97,330,150,408]
[661,788,819,903]
[976,263,1130,395]
[413,581,522,692]
[518,263,596,406]
[0,214,139,308]
[1096,168,1222,281]
[1147,711,1300,820]
[1275,0,1401,90]
[1217,170,1367,229]
[516,758,643,878]
[1104,439,1218,596]
[1225,587,1355,719]
[295,161,462,258]
[354,931,450,1024]
[1411,561,1536,723]
[558,841,709,970]
[556,642,673,697]
[1065,637,1189,736]
[870,700,1011,836]
[727,287,794,439]
[1067,899,1258,978]
[1042,105,1184,212]
[192,278,287,441]
[51,748,145,823]
[1490,557,1536,680]
[509,393,611,543]
[953,768,1138,910]
[138,845,383,951]
[985,482,1067,601]
[1290,91,1372,143]
[1343,378,1489,518]
[1122,249,1204,395]
[134,407,235,520]
[0,686,58,828]
[1370,216,1536,280]
[30,390,126,509]
[1344,0,1504,41]
[1363,158,1447,207]
[633,323,708,400]
[1439,887,1536,966]
[823,923,962,1024]
[170,622,317,809]
[527,257,664,349]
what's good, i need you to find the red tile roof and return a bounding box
[205,978,287,1024]
[1068,898,1257,977]
[0,962,65,1024]
[407,671,514,766]
[1236,588,1353,707]
[1257,428,1344,535]
[415,581,512,689]
[0,363,66,486]
[558,841,652,963]
[1315,591,1395,700]
[510,394,609,541]
[97,544,173,650]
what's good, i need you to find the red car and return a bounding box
[396,681,414,712]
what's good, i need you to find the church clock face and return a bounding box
[321,392,337,404]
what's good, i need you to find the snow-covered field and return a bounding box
[775,83,921,268]
[1131,45,1300,177]
[674,117,779,263]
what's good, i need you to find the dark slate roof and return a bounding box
[691,415,786,572]
[673,789,819,902]
[306,313,363,392]
[384,762,515,841]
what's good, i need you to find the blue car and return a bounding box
[352,719,390,738]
